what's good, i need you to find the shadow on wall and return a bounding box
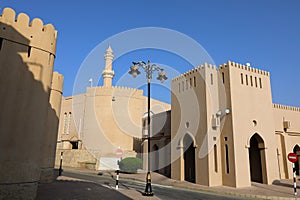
[0,19,58,198]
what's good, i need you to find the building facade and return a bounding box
[56,47,170,170]
[142,110,171,177]
[149,61,300,188]
[0,8,63,199]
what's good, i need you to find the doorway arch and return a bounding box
[183,134,195,183]
[293,145,300,175]
[248,133,266,183]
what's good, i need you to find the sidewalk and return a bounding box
[37,167,300,200]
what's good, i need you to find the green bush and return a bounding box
[119,157,142,173]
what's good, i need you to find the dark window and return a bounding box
[225,144,229,174]
[255,77,257,87]
[222,72,225,84]
[214,144,218,172]
[246,75,248,85]
[48,53,52,65]
[259,78,262,88]
[186,79,188,90]
[250,76,253,86]
[211,73,213,85]
[0,38,3,51]
[27,46,31,57]
[241,73,243,84]
[194,76,196,87]
[70,141,78,149]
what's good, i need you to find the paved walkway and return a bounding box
[37,167,300,200]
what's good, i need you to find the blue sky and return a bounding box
[1,0,299,107]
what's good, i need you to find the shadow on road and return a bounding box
[37,179,132,200]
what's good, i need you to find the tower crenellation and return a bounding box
[273,103,300,112]
[172,62,217,82]
[0,8,57,55]
[222,60,270,77]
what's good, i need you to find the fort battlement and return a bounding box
[273,104,300,112]
[87,86,143,96]
[0,8,57,55]
[172,63,217,81]
[218,61,270,77]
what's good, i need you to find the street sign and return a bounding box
[288,152,298,163]
[116,147,123,158]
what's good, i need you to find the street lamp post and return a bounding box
[129,60,167,196]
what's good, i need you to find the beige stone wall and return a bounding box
[219,61,279,187]
[57,94,85,149]
[171,64,222,186]
[40,72,64,183]
[0,8,57,199]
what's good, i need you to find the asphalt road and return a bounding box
[63,170,255,200]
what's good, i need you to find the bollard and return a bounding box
[293,163,297,196]
[116,170,119,190]
[59,152,63,176]
[116,170,120,190]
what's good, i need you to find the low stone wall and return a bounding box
[55,149,97,170]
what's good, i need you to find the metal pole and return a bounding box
[148,80,150,174]
[59,152,63,176]
[143,76,153,196]
[293,162,297,196]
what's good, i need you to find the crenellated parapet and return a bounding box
[218,60,270,77]
[0,7,57,55]
[273,104,300,112]
[87,85,143,97]
[112,85,143,92]
[172,63,217,82]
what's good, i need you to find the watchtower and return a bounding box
[0,8,58,199]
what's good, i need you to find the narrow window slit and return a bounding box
[214,144,218,172]
[225,144,229,174]
[259,78,262,88]
[48,53,52,65]
[27,46,32,58]
[222,72,225,84]
[0,38,3,51]
[255,77,258,87]
[241,73,243,84]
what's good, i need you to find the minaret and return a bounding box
[102,46,115,87]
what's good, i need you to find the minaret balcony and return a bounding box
[102,69,114,78]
